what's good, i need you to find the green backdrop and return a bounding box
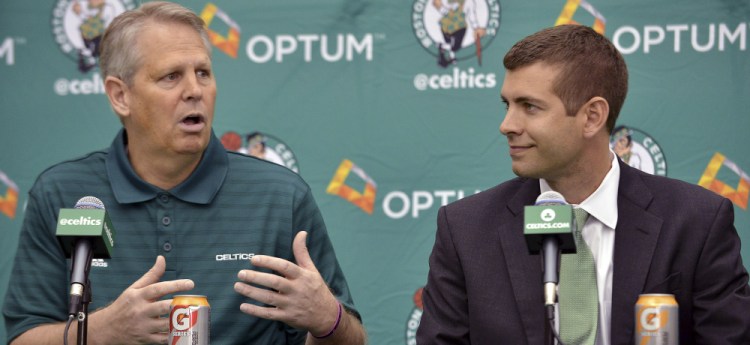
[1,0,749,343]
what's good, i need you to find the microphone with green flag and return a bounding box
[524,190,577,344]
[55,196,115,316]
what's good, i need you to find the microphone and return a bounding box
[55,196,115,316]
[524,191,576,306]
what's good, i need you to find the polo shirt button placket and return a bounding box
[160,214,172,255]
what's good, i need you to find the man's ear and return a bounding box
[581,96,609,138]
[104,76,130,119]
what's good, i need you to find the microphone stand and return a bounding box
[70,238,94,345]
[77,277,91,345]
[541,237,560,345]
[544,305,553,345]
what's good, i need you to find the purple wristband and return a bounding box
[312,301,343,339]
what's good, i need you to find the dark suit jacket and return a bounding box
[417,160,750,344]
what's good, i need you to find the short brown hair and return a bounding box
[99,1,211,85]
[503,25,628,133]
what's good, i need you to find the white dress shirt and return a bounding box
[541,152,620,345]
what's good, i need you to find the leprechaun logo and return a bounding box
[412,0,501,68]
[220,130,300,173]
[51,0,135,73]
[610,125,667,176]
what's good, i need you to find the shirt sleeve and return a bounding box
[3,180,70,343]
[293,184,360,320]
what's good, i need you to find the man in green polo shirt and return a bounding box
[3,2,366,344]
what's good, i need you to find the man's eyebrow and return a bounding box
[519,96,543,104]
[502,95,546,105]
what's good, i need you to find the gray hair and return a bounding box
[99,1,211,84]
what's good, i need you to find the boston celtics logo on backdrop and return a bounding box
[412,0,501,68]
[405,287,424,345]
[610,125,667,176]
[51,0,135,73]
[220,131,300,173]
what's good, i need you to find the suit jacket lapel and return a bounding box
[610,161,663,343]
[500,179,546,344]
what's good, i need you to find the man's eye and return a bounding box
[164,73,178,81]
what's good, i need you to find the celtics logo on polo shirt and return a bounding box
[610,125,668,176]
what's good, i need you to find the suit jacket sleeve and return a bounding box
[417,206,471,344]
[691,197,750,343]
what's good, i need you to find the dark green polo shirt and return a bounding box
[4,129,358,344]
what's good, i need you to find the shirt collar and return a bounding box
[540,151,619,229]
[106,129,228,205]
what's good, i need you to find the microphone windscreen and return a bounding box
[74,196,105,210]
[535,191,567,206]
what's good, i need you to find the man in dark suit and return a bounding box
[417,24,750,344]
